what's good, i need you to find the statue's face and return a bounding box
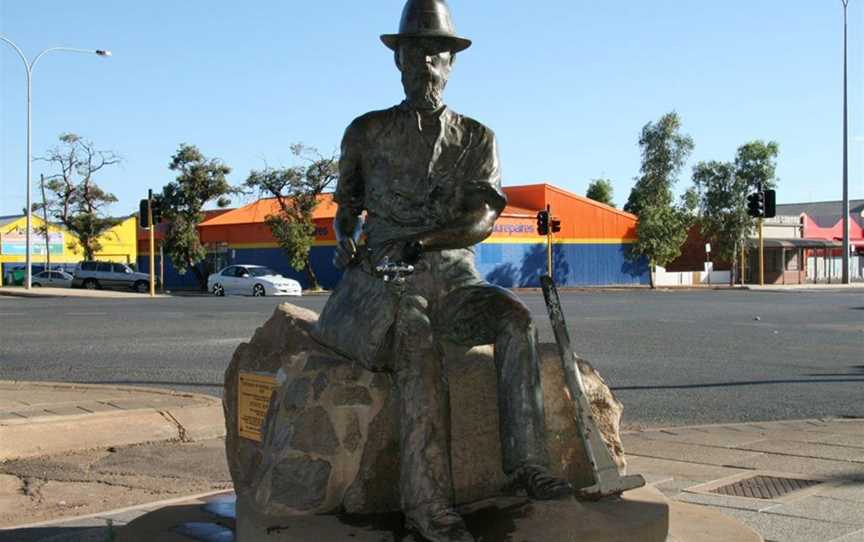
[397,38,454,110]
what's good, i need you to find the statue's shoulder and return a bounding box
[343,106,401,139]
[447,109,496,143]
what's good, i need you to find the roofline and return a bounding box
[542,183,638,220]
[776,199,864,206]
[503,182,637,219]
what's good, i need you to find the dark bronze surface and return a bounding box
[315,1,568,540]
[381,0,472,53]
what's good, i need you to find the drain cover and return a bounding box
[710,475,822,499]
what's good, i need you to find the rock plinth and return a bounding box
[224,303,627,517]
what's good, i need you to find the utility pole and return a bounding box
[148,190,156,297]
[546,204,553,279]
[841,0,851,283]
[758,217,765,286]
[159,242,165,293]
[39,174,51,274]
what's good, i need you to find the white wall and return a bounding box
[654,266,732,286]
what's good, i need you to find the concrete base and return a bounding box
[117,486,763,542]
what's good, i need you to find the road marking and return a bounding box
[64,312,109,316]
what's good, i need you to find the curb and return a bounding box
[0,288,169,299]
[621,415,863,436]
[0,381,225,462]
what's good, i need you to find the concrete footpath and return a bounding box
[0,381,224,461]
[0,382,861,541]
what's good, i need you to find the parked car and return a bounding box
[72,261,154,293]
[207,265,302,297]
[32,270,74,288]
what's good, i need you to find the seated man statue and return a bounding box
[315,1,572,540]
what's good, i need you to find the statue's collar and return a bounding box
[398,101,448,119]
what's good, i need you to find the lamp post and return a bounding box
[0,36,110,289]
[841,0,851,284]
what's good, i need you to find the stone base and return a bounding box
[116,487,764,542]
[235,486,670,542]
[224,304,628,516]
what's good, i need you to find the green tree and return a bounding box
[734,140,779,192]
[586,178,615,207]
[624,112,695,288]
[691,160,746,284]
[36,133,122,260]
[244,144,338,290]
[691,141,779,285]
[159,144,235,290]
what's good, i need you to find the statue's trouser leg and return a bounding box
[394,294,454,516]
[437,285,549,474]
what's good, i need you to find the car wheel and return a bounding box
[83,279,99,290]
[252,284,266,297]
[212,283,225,297]
[134,281,149,294]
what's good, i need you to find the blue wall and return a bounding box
[477,242,649,287]
[146,242,648,291]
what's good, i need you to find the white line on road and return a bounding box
[64,312,109,316]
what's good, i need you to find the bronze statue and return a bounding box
[315,1,572,540]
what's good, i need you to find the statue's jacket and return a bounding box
[315,102,507,370]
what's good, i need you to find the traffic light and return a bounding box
[747,191,765,218]
[139,199,151,228]
[139,197,163,228]
[536,210,549,236]
[551,218,562,234]
[150,197,163,224]
[763,189,776,219]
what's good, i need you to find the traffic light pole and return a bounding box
[148,190,156,297]
[546,204,553,279]
[758,217,765,286]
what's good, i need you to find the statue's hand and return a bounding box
[334,238,358,269]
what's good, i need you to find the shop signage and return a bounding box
[0,230,64,256]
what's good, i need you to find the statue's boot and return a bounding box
[405,506,475,542]
[509,463,574,500]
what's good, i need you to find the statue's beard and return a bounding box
[402,69,448,111]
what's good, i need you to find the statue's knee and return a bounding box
[500,297,534,333]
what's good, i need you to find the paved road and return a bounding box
[0,289,861,428]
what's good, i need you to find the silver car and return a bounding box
[32,270,74,288]
[72,261,154,293]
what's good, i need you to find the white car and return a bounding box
[32,270,74,288]
[207,265,302,297]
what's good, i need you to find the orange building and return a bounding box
[143,184,648,290]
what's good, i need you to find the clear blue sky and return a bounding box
[1,1,862,218]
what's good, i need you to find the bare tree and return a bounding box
[36,133,122,260]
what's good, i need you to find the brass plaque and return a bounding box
[237,372,279,442]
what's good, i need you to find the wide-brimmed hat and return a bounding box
[381,0,472,53]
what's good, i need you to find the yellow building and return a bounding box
[0,214,138,286]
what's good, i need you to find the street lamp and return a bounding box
[841,1,851,284]
[0,36,111,289]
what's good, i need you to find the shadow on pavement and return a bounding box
[0,526,109,542]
